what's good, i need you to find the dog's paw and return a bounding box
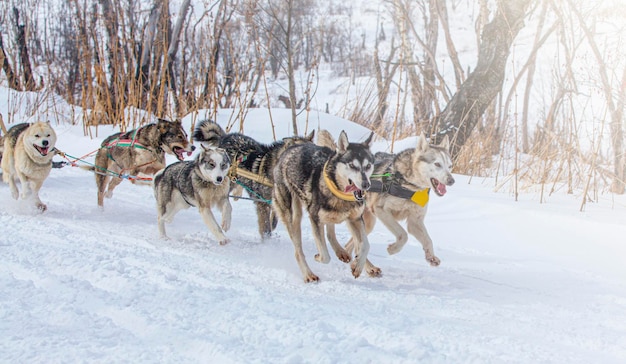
[366,264,382,277]
[218,238,230,246]
[36,203,48,213]
[426,254,441,266]
[159,235,171,241]
[304,273,320,283]
[387,243,402,255]
[350,260,363,279]
[335,250,352,263]
[105,191,113,198]
[314,253,331,264]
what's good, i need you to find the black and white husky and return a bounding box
[153,146,232,245]
[272,130,375,283]
[193,119,314,239]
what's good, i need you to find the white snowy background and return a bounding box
[1,86,626,363]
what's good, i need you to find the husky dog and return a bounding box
[1,122,58,211]
[153,146,232,245]
[193,119,314,238]
[347,133,455,269]
[273,130,375,283]
[92,118,195,206]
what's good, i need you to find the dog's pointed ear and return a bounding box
[416,133,429,153]
[338,130,349,152]
[157,119,169,133]
[362,132,374,147]
[439,135,450,151]
[305,130,315,142]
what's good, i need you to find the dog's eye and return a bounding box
[208,162,216,169]
[35,134,40,138]
[221,162,228,170]
[435,162,442,168]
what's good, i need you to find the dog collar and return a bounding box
[323,162,359,202]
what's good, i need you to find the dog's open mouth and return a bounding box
[431,178,447,196]
[34,144,50,156]
[345,180,365,201]
[172,146,189,161]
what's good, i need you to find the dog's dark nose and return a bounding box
[191,145,196,151]
[447,175,455,186]
[216,176,223,183]
[42,140,49,146]
[362,179,371,191]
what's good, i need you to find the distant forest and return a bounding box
[1,0,625,200]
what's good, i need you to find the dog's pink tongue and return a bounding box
[437,183,447,196]
[37,146,49,156]
[344,184,359,193]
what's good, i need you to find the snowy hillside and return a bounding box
[1,105,626,363]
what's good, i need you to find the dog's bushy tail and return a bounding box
[193,119,225,147]
[316,129,337,150]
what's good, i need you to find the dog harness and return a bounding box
[369,177,430,207]
[105,128,151,154]
[103,126,160,171]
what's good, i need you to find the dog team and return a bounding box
[0,118,455,283]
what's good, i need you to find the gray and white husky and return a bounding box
[153,146,232,245]
[347,133,455,270]
[272,130,375,283]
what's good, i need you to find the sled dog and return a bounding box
[272,130,375,282]
[347,133,455,268]
[1,122,58,211]
[92,118,195,207]
[193,119,314,238]
[153,146,232,245]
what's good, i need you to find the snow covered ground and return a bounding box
[1,109,626,363]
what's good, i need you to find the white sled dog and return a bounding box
[273,130,375,282]
[153,146,232,245]
[1,122,58,211]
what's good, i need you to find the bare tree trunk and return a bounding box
[611,67,626,194]
[0,32,21,91]
[566,0,625,194]
[98,0,124,121]
[435,0,464,89]
[166,0,191,115]
[285,0,298,135]
[521,1,548,153]
[432,0,532,158]
[136,1,162,108]
[13,7,37,91]
[202,0,228,117]
[372,38,398,132]
[420,0,439,124]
